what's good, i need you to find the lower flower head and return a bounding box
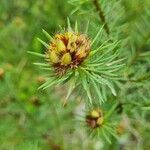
[86,108,104,128]
[46,32,91,75]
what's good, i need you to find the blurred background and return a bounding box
[0,0,150,150]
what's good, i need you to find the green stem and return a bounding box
[92,0,110,35]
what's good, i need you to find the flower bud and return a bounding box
[56,39,66,52]
[90,110,99,118]
[49,51,59,63]
[97,117,104,126]
[61,53,72,65]
[86,108,103,128]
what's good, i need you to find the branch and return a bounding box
[92,0,110,35]
[128,74,150,82]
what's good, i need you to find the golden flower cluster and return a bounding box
[46,32,91,75]
[86,108,104,128]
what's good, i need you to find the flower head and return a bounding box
[86,108,104,128]
[46,31,91,75]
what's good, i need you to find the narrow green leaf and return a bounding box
[102,86,107,101]
[102,79,117,96]
[79,69,92,104]
[58,25,65,32]
[91,26,104,46]
[60,72,74,84]
[42,29,53,41]
[37,38,49,48]
[86,62,104,67]
[81,68,105,85]
[104,125,118,139]
[85,20,90,34]
[38,78,56,90]
[41,67,53,71]
[66,78,76,99]
[89,39,109,56]
[90,72,117,96]
[33,62,49,67]
[106,58,125,66]
[102,128,111,144]
[82,68,105,85]
[97,51,119,63]
[105,102,118,119]
[91,79,105,103]
[27,51,45,58]
[99,41,119,56]
[42,78,58,90]
[71,7,80,15]
[67,17,72,31]
[75,20,78,33]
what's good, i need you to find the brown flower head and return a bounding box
[46,31,91,75]
[86,108,104,128]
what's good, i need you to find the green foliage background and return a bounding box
[0,0,150,150]
[0,0,78,149]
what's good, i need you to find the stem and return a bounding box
[92,0,110,35]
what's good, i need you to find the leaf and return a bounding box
[91,79,105,103]
[41,67,53,71]
[105,102,118,119]
[64,71,76,96]
[102,86,107,101]
[60,72,74,84]
[102,79,117,96]
[104,125,119,139]
[37,38,49,48]
[94,41,120,62]
[106,58,125,66]
[85,20,90,34]
[102,128,111,144]
[75,20,78,33]
[38,78,57,90]
[33,62,49,67]
[71,6,80,15]
[66,78,76,99]
[27,51,45,58]
[79,69,92,104]
[97,51,119,63]
[89,39,110,56]
[80,67,105,85]
[91,72,117,96]
[67,17,72,31]
[91,25,104,46]
[42,29,53,41]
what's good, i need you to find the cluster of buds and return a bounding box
[86,108,104,128]
[46,32,91,75]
